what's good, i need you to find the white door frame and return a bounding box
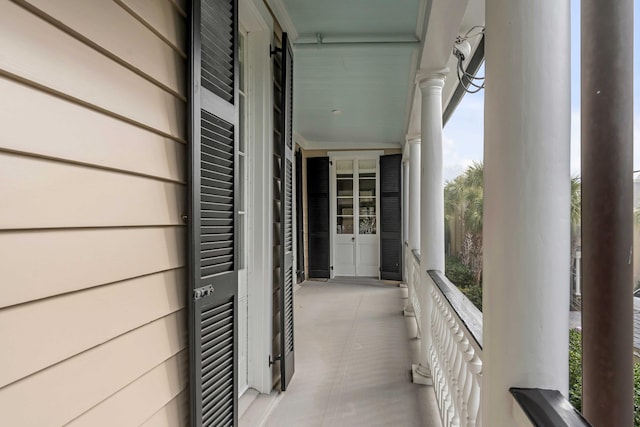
[240,0,274,395]
[328,151,383,279]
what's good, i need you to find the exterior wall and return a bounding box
[300,147,401,278]
[0,1,188,425]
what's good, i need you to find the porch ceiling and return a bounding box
[282,0,424,149]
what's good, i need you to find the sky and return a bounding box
[442,0,640,182]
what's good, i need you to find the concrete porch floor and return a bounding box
[263,279,442,427]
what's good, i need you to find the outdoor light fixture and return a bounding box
[453,26,485,94]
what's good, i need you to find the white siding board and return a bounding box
[0,76,185,183]
[0,227,185,308]
[0,1,185,140]
[66,351,188,427]
[115,0,187,55]
[0,269,185,388]
[0,153,185,230]
[0,312,187,427]
[19,0,185,97]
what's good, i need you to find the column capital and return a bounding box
[415,68,448,89]
[405,133,421,145]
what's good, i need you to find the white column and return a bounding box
[418,73,446,273]
[400,154,410,289]
[482,0,570,425]
[402,157,410,249]
[404,136,421,315]
[412,70,447,385]
[408,138,421,252]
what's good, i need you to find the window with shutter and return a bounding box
[307,157,331,278]
[295,149,305,282]
[272,32,296,391]
[380,154,403,280]
[188,0,238,425]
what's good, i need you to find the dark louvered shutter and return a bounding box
[188,1,238,426]
[295,149,305,282]
[276,33,295,391]
[380,154,402,280]
[307,157,330,278]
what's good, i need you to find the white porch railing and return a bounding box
[405,246,483,427]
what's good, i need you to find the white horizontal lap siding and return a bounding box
[0,0,188,426]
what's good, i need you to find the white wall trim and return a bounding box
[241,0,271,32]
[328,150,385,159]
[306,141,401,151]
[242,0,274,393]
[265,0,299,41]
[294,131,310,150]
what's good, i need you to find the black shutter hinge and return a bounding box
[193,285,214,301]
[330,266,334,270]
[269,354,281,366]
[270,45,283,56]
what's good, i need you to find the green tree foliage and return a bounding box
[568,329,640,425]
[444,162,484,285]
[445,256,482,311]
[568,329,583,411]
[570,176,581,229]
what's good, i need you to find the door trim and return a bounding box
[240,0,275,395]
[329,151,383,279]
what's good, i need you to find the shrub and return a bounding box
[568,329,583,411]
[445,256,475,288]
[568,329,640,425]
[445,256,482,311]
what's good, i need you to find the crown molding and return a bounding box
[265,0,299,41]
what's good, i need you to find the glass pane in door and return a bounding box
[336,160,354,234]
[358,159,376,234]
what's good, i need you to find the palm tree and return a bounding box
[461,163,484,285]
[445,169,585,293]
[444,162,484,285]
[570,176,581,228]
[569,176,581,309]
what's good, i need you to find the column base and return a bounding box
[398,282,408,288]
[403,307,416,317]
[412,364,433,385]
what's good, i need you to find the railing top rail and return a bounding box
[428,269,483,349]
[510,388,591,427]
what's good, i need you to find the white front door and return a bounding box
[355,159,379,276]
[332,158,379,277]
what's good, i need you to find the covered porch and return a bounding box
[276,0,634,424]
[255,278,441,426]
